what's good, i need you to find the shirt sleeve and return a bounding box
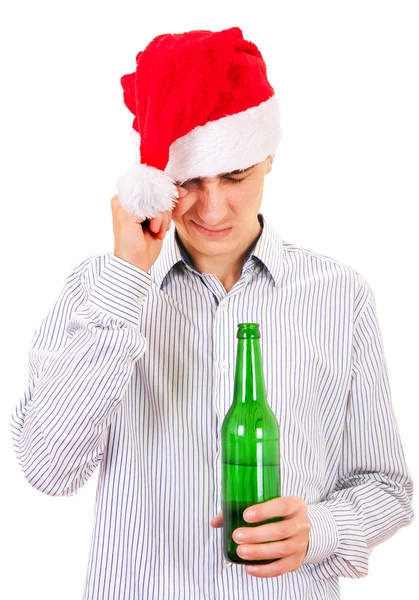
[303,276,414,578]
[10,253,152,497]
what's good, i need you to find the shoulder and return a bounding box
[281,239,372,298]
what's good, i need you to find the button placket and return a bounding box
[219,359,228,372]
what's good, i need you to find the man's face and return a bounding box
[172,156,273,258]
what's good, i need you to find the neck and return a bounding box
[176,216,263,293]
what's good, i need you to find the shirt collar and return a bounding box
[150,213,283,289]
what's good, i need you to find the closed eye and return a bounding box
[180,175,247,187]
[222,176,246,184]
[178,164,256,187]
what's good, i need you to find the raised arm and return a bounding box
[10,253,152,496]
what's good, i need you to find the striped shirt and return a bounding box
[11,214,414,599]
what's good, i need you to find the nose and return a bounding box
[195,183,228,227]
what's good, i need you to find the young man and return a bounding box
[11,27,413,600]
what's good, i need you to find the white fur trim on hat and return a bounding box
[122,95,281,219]
[131,95,281,184]
[168,95,281,183]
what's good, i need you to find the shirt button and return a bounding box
[220,360,228,371]
[220,301,228,311]
[255,266,261,274]
[223,559,232,567]
[126,356,133,366]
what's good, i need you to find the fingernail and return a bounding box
[238,545,249,557]
[244,509,256,520]
[234,529,244,542]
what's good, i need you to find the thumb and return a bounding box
[210,511,223,528]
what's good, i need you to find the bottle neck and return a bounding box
[232,337,268,405]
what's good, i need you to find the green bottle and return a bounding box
[221,323,281,565]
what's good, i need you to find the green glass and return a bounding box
[221,323,281,565]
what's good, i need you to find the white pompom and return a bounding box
[116,163,179,220]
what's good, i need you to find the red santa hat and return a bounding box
[116,27,281,220]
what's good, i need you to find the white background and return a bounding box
[1,1,418,598]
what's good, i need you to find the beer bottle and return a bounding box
[221,323,281,564]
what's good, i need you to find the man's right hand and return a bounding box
[111,188,187,272]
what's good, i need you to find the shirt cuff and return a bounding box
[303,502,340,564]
[88,254,152,327]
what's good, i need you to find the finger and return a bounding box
[244,553,303,578]
[155,211,171,239]
[149,214,163,233]
[210,512,223,528]
[243,496,305,523]
[155,210,173,239]
[111,195,142,226]
[233,517,298,545]
[111,195,124,218]
[236,538,293,562]
[163,210,172,232]
[110,195,132,219]
[177,185,188,198]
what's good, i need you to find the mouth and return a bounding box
[190,221,233,239]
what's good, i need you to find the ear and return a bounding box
[265,154,274,175]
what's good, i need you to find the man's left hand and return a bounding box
[210,496,311,578]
